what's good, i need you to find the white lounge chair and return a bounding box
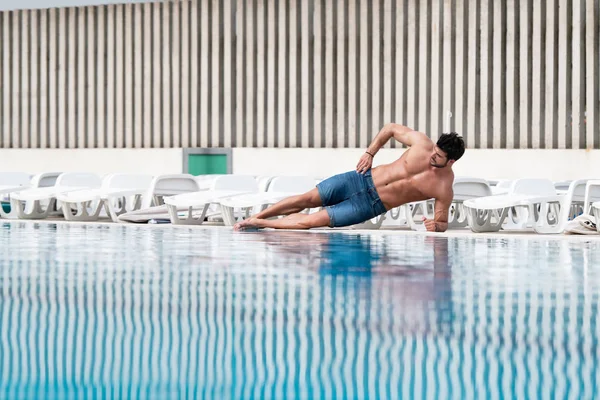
[583,180,600,233]
[464,178,589,234]
[163,175,259,225]
[447,177,493,228]
[218,176,317,226]
[10,172,101,220]
[117,174,203,223]
[0,172,32,217]
[56,173,154,222]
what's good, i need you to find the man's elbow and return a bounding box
[384,123,411,134]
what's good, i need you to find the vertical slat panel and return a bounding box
[48,8,58,148]
[180,0,190,148]
[35,10,45,149]
[142,2,152,148]
[153,2,163,147]
[382,0,392,146]
[557,0,568,148]
[20,10,29,148]
[255,0,265,147]
[492,0,504,148]
[223,0,233,147]
[30,10,41,149]
[171,1,180,148]
[57,8,67,149]
[190,0,199,148]
[455,0,467,143]
[124,3,134,148]
[210,0,219,147]
[505,0,516,149]
[370,0,380,143]
[95,6,104,148]
[571,0,583,149]
[312,0,322,148]
[77,7,86,148]
[585,0,598,149]
[479,1,490,149]
[67,7,76,149]
[325,0,334,147]
[288,0,297,147]
[519,0,531,149]
[106,5,115,148]
[358,0,368,147]
[264,0,275,147]
[11,11,20,148]
[276,0,288,147]
[441,0,453,138]
[235,0,244,148]
[161,2,171,148]
[406,0,417,131]
[465,0,477,148]
[134,3,143,148]
[394,0,406,147]
[347,0,357,148]
[243,0,254,147]
[1,13,8,148]
[429,0,441,140]
[545,0,557,149]
[336,0,347,148]
[416,0,428,133]
[531,0,543,149]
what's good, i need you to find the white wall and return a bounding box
[0,149,183,176]
[0,148,598,182]
[232,148,600,182]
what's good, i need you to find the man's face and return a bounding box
[430,146,449,168]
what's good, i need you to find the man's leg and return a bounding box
[235,209,331,230]
[252,187,323,220]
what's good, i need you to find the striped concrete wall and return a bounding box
[0,0,599,149]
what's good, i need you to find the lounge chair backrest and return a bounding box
[101,173,154,191]
[142,174,201,208]
[256,176,274,192]
[55,172,102,189]
[268,176,316,193]
[31,172,62,188]
[210,175,258,192]
[0,172,32,187]
[509,179,556,196]
[568,180,589,202]
[554,180,573,192]
[452,177,492,199]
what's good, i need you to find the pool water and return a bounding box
[0,222,598,399]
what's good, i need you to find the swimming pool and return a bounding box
[0,222,598,399]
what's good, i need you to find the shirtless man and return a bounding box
[233,123,465,232]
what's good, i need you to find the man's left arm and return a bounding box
[423,193,453,232]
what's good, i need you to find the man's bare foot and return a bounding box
[233,217,262,231]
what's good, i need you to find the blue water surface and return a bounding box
[0,222,598,399]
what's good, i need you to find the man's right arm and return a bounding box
[366,123,430,156]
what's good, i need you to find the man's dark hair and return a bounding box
[436,132,465,161]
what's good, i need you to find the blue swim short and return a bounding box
[316,170,388,228]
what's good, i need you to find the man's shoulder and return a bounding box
[436,174,455,201]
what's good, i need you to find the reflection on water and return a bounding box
[0,222,599,399]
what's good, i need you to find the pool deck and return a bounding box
[6,217,600,242]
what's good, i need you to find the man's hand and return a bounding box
[422,217,445,232]
[356,152,373,174]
